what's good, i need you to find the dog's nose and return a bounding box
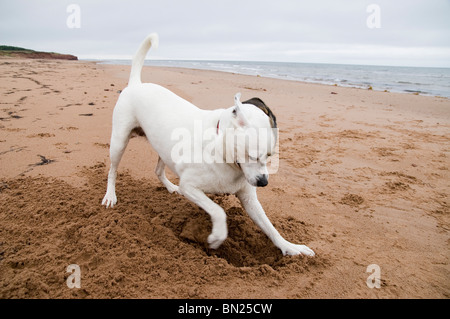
[256,175,268,187]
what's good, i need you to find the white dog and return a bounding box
[102,33,314,257]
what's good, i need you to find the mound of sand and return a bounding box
[0,164,326,298]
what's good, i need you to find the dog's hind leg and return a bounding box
[102,125,132,208]
[155,157,179,194]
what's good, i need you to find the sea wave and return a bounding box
[97,59,450,98]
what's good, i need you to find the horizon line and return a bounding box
[78,56,450,69]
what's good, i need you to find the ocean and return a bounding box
[97,59,450,98]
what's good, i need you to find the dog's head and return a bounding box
[220,93,278,187]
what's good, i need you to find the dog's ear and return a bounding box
[233,93,250,127]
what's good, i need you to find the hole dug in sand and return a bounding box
[176,205,314,268]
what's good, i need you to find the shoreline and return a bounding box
[91,58,450,99]
[0,58,449,298]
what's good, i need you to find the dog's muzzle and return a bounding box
[256,174,269,187]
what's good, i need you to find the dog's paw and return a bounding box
[167,184,180,194]
[207,230,227,249]
[279,242,315,257]
[102,192,117,208]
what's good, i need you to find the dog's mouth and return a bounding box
[242,171,270,188]
[235,161,269,187]
[246,177,268,187]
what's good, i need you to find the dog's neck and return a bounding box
[212,118,241,171]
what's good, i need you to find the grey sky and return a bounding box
[1,0,449,67]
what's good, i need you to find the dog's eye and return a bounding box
[258,153,271,164]
[248,155,258,162]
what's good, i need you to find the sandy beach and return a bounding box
[0,57,449,298]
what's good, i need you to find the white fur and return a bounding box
[102,33,314,257]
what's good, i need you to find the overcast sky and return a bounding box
[1,0,449,67]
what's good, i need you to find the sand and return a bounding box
[0,57,449,299]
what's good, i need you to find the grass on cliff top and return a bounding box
[0,45,35,52]
[0,45,36,56]
[0,45,74,58]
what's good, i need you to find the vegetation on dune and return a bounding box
[0,45,77,60]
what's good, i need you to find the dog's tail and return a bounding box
[128,33,159,86]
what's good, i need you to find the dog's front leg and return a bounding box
[237,184,315,256]
[179,184,228,249]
